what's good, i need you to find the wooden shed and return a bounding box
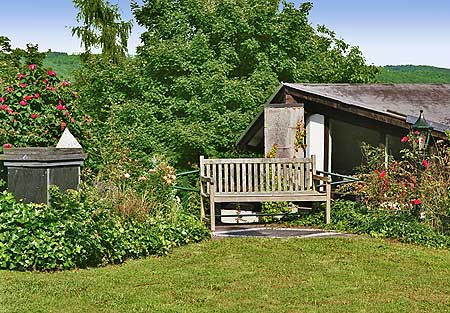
[237,83,450,174]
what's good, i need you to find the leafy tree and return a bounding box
[72,0,132,63]
[0,36,46,83]
[76,0,378,168]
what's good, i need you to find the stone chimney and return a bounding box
[264,94,304,158]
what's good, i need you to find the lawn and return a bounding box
[1,237,450,313]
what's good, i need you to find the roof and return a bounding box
[284,83,450,127]
[237,83,450,148]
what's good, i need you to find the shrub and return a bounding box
[0,62,88,149]
[290,200,450,249]
[340,132,450,230]
[0,188,209,271]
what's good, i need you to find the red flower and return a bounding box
[19,83,27,88]
[24,95,32,101]
[71,117,75,123]
[34,93,40,98]
[43,79,48,84]
[61,81,71,87]
[412,199,422,205]
[20,100,27,106]
[47,70,57,77]
[57,104,66,111]
[65,111,70,116]
[17,73,26,80]
[61,121,67,130]
[414,131,420,135]
[401,136,409,143]
[379,170,386,178]
[0,97,4,103]
[29,64,37,71]
[0,104,7,110]
[31,113,39,119]
[7,87,14,92]
[3,143,12,149]
[422,159,429,169]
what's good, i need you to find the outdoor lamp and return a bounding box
[412,110,433,150]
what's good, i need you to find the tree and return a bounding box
[76,0,378,168]
[72,0,132,63]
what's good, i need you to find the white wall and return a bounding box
[306,114,325,171]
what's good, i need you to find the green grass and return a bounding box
[1,237,450,312]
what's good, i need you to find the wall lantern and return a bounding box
[412,110,433,150]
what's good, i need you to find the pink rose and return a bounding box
[43,79,48,84]
[61,81,71,87]
[17,73,26,80]
[47,69,57,77]
[19,83,27,88]
[414,131,420,135]
[401,136,409,143]
[3,143,12,149]
[20,100,27,106]
[29,64,37,71]
[422,159,429,169]
[0,97,4,103]
[412,199,422,205]
[57,104,66,111]
[65,111,70,116]
[379,170,386,178]
[71,117,75,123]
[31,113,39,119]
[24,95,32,101]
[7,87,14,92]
[34,93,40,98]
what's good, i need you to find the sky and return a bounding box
[0,0,449,68]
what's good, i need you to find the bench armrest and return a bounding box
[312,174,331,183]
[200,176,215,184]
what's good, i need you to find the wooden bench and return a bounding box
[199,156,331,232]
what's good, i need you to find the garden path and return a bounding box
[214,225,352,239]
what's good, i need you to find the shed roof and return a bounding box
[284,83,450,127]
[237,83,450,149]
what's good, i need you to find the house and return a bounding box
[237,83,450,174]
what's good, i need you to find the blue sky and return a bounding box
[1,0,449,67]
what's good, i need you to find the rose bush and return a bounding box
[342,131,450,232]
[0,63,87,150]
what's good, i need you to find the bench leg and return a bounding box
[326,183,331,224]
[200,194,205,220]
[210,186,216,233]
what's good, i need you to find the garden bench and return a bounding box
[199,156,331,232]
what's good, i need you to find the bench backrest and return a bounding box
[200,156,316,194]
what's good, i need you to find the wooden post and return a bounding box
[210,180,216,233]
[326,181,331,224]
[199,156,205,220]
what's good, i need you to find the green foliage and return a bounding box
[0,188,209,271]
[75,0,378,169]
[291,200,450,249]
[261,201,292,222]
[0,62,85,149]
[377,65,450,83]
[0,37,46,83]
[72,0,132,63]
[43,52,82,80]
[341,132,450,230]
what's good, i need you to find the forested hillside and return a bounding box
[377,65,450,83]
[44,52,450,84]
[43,52,81,79]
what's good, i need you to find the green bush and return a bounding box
[0,188,209,271]
[290,200,450,249]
